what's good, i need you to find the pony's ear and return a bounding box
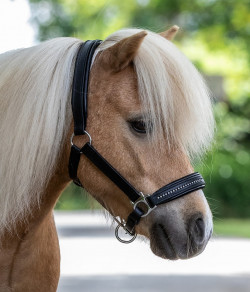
[100,31,147,72]
[160,25,179,41]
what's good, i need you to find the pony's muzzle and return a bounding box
[149,208,212,260]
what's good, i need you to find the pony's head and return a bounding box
[73,28,214,259]
[0,27,214,260]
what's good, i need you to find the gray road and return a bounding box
[55,211,250,292]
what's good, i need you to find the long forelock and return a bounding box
[99,29,214,158]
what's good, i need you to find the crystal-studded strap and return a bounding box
[146,172,205,207]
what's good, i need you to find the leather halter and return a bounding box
[68,40,206,243]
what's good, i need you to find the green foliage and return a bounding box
[28,0,138,40]
[27,0,250,217]
[28,0,250,58]
[198,149,250,218]
[214,219,250,238]
[197,100,250,218]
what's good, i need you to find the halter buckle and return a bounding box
[133,192,156,217]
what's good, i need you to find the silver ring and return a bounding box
[70,131,92,146]
[115,225,137,244]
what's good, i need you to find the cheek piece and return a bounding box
[68,40,206,243]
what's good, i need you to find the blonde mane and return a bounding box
[0,38,82,234]
[0,29,214,235]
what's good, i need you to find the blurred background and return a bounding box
[1,0,249,291]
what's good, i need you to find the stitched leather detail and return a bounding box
[147,172,205,207]
[71,40,102,136]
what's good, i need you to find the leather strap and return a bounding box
[125,207,145,234]
[71,40,102,136]
[69,40,101,184]
[81,143,141,202]
[147,172,205,207]
[68,144,83,187]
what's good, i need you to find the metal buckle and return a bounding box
[114,217,137,244]
[133,192,156,217]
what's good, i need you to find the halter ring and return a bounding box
[70,130,92,147]
[113,216,137,244]
[115,223,137,244]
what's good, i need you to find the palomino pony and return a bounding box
[0,26,214,291]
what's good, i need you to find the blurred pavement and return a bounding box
[55,211,250,292]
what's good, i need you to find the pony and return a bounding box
[0,26,214,291]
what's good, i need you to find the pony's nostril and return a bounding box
[189,216,205,245]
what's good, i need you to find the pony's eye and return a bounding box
[130,120,147,134]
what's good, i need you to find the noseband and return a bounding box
[68,40,206,243]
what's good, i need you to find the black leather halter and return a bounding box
[68,40,206,243]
